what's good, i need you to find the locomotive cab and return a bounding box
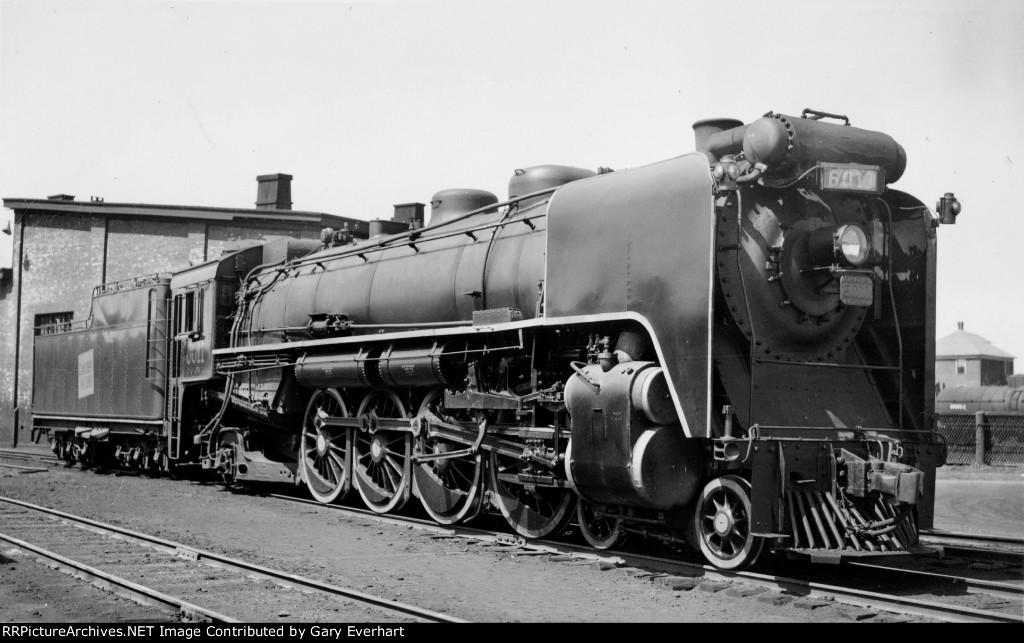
[166,238,320,471]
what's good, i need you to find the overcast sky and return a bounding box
[1,0,1021,365]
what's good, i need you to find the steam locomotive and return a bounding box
[32,109,961,570]
[935,386,1024,414]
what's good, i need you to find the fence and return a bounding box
[935,412,1024,467]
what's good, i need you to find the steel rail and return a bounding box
[920,529,1024,547]
[936,545,1024,564]
[3,455,1019,623]
[538,542,1024,624]
[603,554,1021,624]
[0,462,48,473]
[0,448,60,463]
[918,530,1024,563]
[0,531,237,623]
[845,560,1023,602]
[0,496,467,624]
[263,492,1021,623]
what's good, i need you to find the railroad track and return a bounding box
[919,529,1024,561]
[0,448,60,464]
[0,496,465,624]
[3,450,1021,623]
[921,530,1024,546]
[860,530,1024,597]
[844,558,1022,603]
[258,489,1023,623]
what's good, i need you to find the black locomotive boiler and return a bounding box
[33,109,961,570]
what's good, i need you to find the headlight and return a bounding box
[835,224,870,266]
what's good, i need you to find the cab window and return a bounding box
[175,288,204,339]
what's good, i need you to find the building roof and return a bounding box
[1,197,370,237]
[936,323,1015,360]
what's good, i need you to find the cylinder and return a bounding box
[743,114,907,183]
[294,349,382,389]
[378,344,463,388]
[630,366,677,425]
[629,428,703,509]
[566,360,698,510]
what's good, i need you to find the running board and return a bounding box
[784,543,943,564]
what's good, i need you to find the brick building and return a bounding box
[0,174,381,449]
[935,321,1016,390]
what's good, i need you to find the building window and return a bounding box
[34,312,73,335]
[956,358,966,375]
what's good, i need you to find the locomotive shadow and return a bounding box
[796,558,977,598]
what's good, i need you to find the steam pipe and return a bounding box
[692,118,746,162]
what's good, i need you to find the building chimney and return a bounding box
[256,173,292,210]
[958,321,964,331]
[393,202,425,228]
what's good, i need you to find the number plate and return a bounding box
[839,274,873,307]
[819,163,883,194]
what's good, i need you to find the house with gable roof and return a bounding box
[936,322,1015,390]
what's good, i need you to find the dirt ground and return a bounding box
[932,464,1023,538]
[1,456,1020,624]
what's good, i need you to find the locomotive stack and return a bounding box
[31,108,961,570]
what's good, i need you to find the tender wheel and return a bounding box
[413,388,484,525]
[353,390,412,514]
[149,448,168,477]
[82,441,113,472]
[488,450,575,539]
[300,389,353,504]
[54,436,76,466]
[214,430,243,486]
[694,475,765,570]
[577,500,626,550]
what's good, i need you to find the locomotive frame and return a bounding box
[31,108,959,571]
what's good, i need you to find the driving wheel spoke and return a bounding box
[408,388,484,525]
[299,389,352,504]
[353,389,412,514]
[577,500,626,550]
[694,475,765,570]
[488,450,574,539]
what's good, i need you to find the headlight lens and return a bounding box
[835,224,870,266]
